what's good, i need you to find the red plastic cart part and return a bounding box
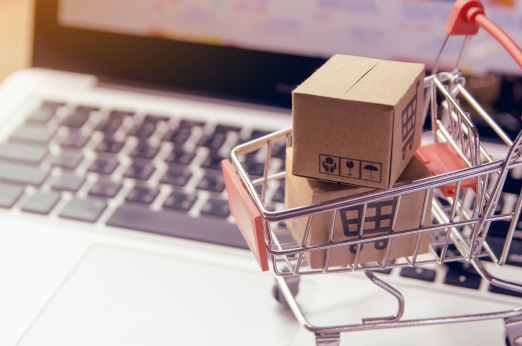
[445,0,522,70]
[415,143,476,197]
[222,159,269,272]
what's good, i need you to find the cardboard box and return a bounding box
[292,54,425,189]
[285,148,432,270]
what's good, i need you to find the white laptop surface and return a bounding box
[2,1,522,345]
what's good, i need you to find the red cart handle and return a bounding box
[445,0,522,70]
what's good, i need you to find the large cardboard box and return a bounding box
[285,148,432,270]
[292,54,425,189]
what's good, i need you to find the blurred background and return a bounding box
[0,0,33,82]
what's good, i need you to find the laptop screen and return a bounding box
[34,0,522,109]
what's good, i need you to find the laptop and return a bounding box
[2,0,522,345]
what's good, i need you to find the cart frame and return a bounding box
[223,1,522,345]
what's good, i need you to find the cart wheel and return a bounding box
[272,275,300,309]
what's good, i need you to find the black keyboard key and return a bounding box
[61,132,90,148]
[271,142,286,159]
[0,184,24,208]
[160,166,192,186]
[59,197,107,222]
[41,101,65,110]
[52,151,83,169]
[0,161,49,185]
[242,160,265,177]
[126,186,160,204]
[200,198,230,218]
[26,108,55,124]
[61,113,89,128]
[484,237,522,267]
[124,162,155,180]
[0,142,48,163]
[89,181,123,198]
[163,127,192,145]
[96,139,125,154]
[95,112,127,133]
[21,191,60,214]
[196,170,225,192]
[52,172,85,192]
[165,149,195,165]
[128,115,168,138]
[399,267,436,282]
[215,124,241,133]
[88,159,119,174]
[163,192,197,211]
[201,152,225,171]
[248,130,271,141]
[178,119,205,128]
[107,203,247,249]
[488,284,522,298]
[272,185,285,203]
[197,132,227,150]
[130,142,160,159]
[443,270,481,289]
[10,125,55,143]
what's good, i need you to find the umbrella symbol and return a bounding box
[364,164,378,179]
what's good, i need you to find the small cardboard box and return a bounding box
[292,54,425,189]
[285,148,432,270]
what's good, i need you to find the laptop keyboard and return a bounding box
[1,101,522,300]
[0,101,289,250]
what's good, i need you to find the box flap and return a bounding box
[344,60,425,106]
[293,55,381,99]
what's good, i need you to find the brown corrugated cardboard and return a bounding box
[292,54,425,189]
[285,147,432,270]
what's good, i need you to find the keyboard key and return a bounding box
[197,131,227,150]
[130,142,160,159]
[59,197,107,222]
[488,284,522,298]
[165,149,195,165]
[21,191,60,214]
[61,132,90,148]
[443,270,481,289]
[484,237,522,267]
[52,172,85,192]
[201,154,225,171]
[26,108,55,124]
[242,160,266,177]
[10,125,55,143]
[52,151,83,169]
[41,101,66,110]
[399,267,436,282]
[126,186,160,204]
[0,142,48,163]
[271,142,286,159]
[124,162,155,180]
[128,115,168,138]
[0,184,24,208]
[248,130,271,141]
[163,192,197,211]
[61,107,94,128]
[160,166,192,186]
[196,170,225,192]
[107,203,247,249]
[163,127,192,145]
[200,198,230,218]
[179,119,205,128]
[95,113,125,133]
[89,181,123,198]
[88,159,119,174]
[0,161,49,185]
[96,138,125,154]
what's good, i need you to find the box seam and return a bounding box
[341,60,382,100]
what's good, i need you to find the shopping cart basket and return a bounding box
[222,1,522,345]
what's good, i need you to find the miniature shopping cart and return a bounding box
[222,1,522,345]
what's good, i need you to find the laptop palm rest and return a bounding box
[17,245,315,346]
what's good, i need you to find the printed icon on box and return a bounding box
[361,161,382,182]
[319,155,340,176]
[340,158,361,179]
[401,80,420,160]
[339,197,397,253]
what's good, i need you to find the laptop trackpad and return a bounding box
[18,245,313,346]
